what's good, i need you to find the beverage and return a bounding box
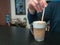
[33,21,47,41]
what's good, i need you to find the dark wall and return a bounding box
[0,0,11,26]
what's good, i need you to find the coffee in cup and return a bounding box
[33,21,47,41]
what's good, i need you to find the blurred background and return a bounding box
[0,0,50,28]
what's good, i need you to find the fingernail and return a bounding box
[45,4,48,7]
[45,5,47,7]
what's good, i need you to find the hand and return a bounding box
[28,0,48,12]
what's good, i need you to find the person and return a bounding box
[28,0,60,32]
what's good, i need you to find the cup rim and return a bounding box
[33,21,46,25]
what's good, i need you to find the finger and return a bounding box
[43,2,48,7]
[29,0,42,12]
[33,0,43,12]
[35,0,44,12]
[28,0,36,10]
[29,4,35,10]
[39,1,44,8]
[35,4,41,12]
[39,7,43,12]
[32,0,40,11]
[42,0,48,7]
[29,1,39,11]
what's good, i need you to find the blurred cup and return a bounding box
[32,21,47,42]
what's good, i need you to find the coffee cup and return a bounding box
[32,21,47,41]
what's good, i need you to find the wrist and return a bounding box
[29,8,35,14]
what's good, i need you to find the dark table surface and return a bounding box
[0,26,60,45]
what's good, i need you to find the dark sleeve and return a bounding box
[27,10,38,24]
[44,2,55,22]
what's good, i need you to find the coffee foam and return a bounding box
[33,21,47,29]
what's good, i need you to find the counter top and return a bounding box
[0,26,60,45]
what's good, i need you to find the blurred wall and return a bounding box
[0,0,11,26]
[10,0,30,28]
[10,0,26,21]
